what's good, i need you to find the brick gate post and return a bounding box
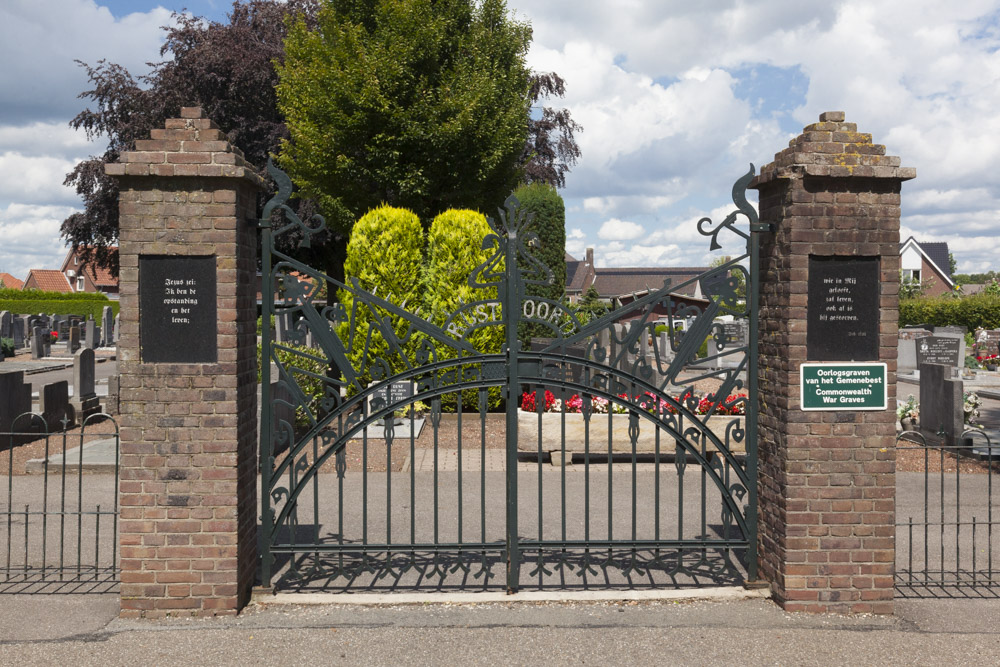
[106,108,262,617]
[750,112,915,613]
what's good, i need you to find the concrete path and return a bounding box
[1,595,1000,665]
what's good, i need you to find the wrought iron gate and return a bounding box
[259,164,765,592]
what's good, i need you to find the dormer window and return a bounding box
[77,276,85,291]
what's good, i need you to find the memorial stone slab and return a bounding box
[0,370,32,437]
[0,310,10,339]
[12,316,24,348]
[102,306,114,346]
[113,313,120,344]
[71,348,101,419]
[40,380,74,431]
[806,256,879,361]
[30,326,44,360]
[66,325,80,354]
[919,362,964,445]
[84,319,98,350]
[916,335,963,369]
[139,255,218,363]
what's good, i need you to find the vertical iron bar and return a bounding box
[607,404,613,545]
[503,226,521,594]
[923,444,929,584]
[59,426,67,580]
[363,401,368,549]
[480,389,487,553]
[23,505,28,576]
[536,389,543,553]
[77,425,83,577]
[42,426,50,578]
[433,398,440,546]
[457,390,463,546]
[560,364,567,549]
[939,447,944,582]
[410,403,416,548]
[908,517,913,585]
[955,448,960,581]
[313,436,320,568]
[95,505,101,579]
[112,426,119,578]
[7,428,15,575]
[386,411,393,549]
[259,214,275,586]
[745,212,762,581]
[972,516,977,585]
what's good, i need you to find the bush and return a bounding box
[258,342,331,430]
[0,288,118,320]
[510,182,566,300]
[0,338,13,358]
[425,209,505,410]
[337,205,424,389]
[900,294,1000,330]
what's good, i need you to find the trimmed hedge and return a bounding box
[900,294,1000,330]
[0,288,119,320]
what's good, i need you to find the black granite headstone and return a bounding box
[807,256,880,361]
[139,255,217,363]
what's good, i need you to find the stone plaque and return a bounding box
[139,255,217,363]
[368,381,415,413]
[807,256,879,361]
[723,322,746,346]
[916,336,961,368]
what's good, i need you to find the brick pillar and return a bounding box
[106,107,262,617]
[750,112,915,613]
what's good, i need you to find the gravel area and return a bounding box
[0,418,119,475]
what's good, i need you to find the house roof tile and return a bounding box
[26,269,72,293]
[0,272,24,290]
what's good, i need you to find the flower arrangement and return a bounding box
[977,353,999,369]
[964,391,982,425]
[896,394,919,423]
[48,330,58,344]
[520,390,747,416]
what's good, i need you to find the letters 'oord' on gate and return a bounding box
[258,163,769,593]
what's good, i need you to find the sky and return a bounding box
[2,0,1000,283]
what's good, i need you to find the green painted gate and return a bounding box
[258,164,766,592]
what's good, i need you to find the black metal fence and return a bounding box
[1,413,119,593]
[895,429,1000,597]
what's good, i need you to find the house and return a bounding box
[59,247,119,299]
[0,272,24,290]
[564,248,711,322]
[899,237,953,297]
[22,269,72,292]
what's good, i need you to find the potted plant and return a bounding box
[964,391,982,427]
[897,394,919,431]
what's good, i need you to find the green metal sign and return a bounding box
[800,363,887,411]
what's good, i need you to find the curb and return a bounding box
[252,585,771,607]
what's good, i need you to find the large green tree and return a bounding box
[276,0,532,241]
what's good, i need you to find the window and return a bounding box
[74,256,78,266]
[76,276,85,291]
[902,269,920,282]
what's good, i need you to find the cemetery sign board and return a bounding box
[139,255,217,363]
[800,362,887,411]
[806,256,879,361]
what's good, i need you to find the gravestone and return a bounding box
[659,332,675,362]
[0,311,11,340]
[106,374,120,416]
[897,328,932,373]
[113,313,120,344]
[915,335,963,370]
[102,306,114,346]
[0,371,32,439]
[71,348,101,420]
[66,325,80,354]
[368,380,415,422]
[40,380,74,431]
[919,362,964,445]
[275,312,287,343]
[84,318,99,350]
[12,316,24,348]
[31,326,45,360]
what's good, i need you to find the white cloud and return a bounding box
[598,218,645,241]
[0,152,82,206]
[566,228,587,257]
[0,203,76,281]
[0,1,173,123]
